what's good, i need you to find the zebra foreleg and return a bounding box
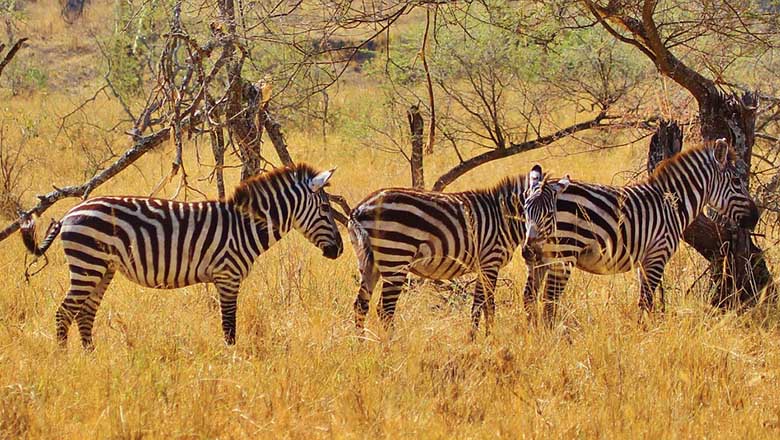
[470,267,498,340]
[543,263,572,324]
[215,279,241,345]
[523,264,547,324]
[75,267,116,350]
[637,257,667,315]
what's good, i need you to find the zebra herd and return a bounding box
[20,140,759,349]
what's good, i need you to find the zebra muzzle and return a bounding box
[521,245,538,262]
[323,243,342,259]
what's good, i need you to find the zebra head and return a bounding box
[707,139,759,230]
[296,168,344,259]
[521,165,570,262]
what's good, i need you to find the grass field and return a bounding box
[2,1,780,438]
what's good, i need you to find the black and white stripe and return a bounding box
[521,140,759,319]
[21,163,343,349]
[348,174,532,338]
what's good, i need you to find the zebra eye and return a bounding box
[731,177,742,186]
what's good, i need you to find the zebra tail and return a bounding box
[19,215,62,257]
[347,215,379,288]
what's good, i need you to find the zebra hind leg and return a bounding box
[377,274,407,337]
[354,262,380,335]
[75,267,117,350]
[215,278,241,345]
[57,263,111,349]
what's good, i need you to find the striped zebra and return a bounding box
[521,140,759,320]
[20,163,343,349]
[348,173,533,339]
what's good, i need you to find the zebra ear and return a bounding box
[714,138,730,168]
[555,174,571,194]
[309,168,336,192]
[529,164,543,189]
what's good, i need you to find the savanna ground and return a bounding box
[1,1,780,438]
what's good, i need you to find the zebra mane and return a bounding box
[228,162,321,211]
[490,174,527,196]
[646,141,734,185]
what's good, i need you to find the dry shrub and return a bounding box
[0,127,31,219]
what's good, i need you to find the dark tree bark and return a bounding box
[261,108,294,166]
[0,125,176,243]
[226,77,264,181]
[0,37,26,79]
[647,120,681,176]
[587,0,773,306]
[408,104,425,189]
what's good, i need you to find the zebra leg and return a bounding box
[637,258,667,314]
[75,267,116,350]
[482,269,499,337]
[523,264,547,324]
[214,278,241,345]
[56,262,110,348]
[354,262,380,334]
[376,274,407,334]
[543,263,572,323]
[470,267,498,340]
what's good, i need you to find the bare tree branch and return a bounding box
[0,37,27,78]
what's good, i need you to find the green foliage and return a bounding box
[105,33,144,97]
[3,58,48,95]
[539,27,649,108]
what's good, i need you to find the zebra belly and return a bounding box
[113,246,217,289]
[575,245,633,275]
[61,224,212,289]
[407,257,475,280]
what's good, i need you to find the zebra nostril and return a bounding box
[323,243,341,259]
[740,206,759,230]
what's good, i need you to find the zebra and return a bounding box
[520,139,759,320]
[20,163,344,349]
[348,173,534,339]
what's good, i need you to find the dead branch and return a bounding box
[0,125,175,243]
[432,112,613,191]
[0,37,27,78]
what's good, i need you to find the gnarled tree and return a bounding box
[577,0,778,304]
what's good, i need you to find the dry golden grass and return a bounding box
[2,7,780,437]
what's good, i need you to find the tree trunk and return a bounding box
[226,77,264,181]
[408,104,425,189]
[261,108,294,166]
[694,92,771,306]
